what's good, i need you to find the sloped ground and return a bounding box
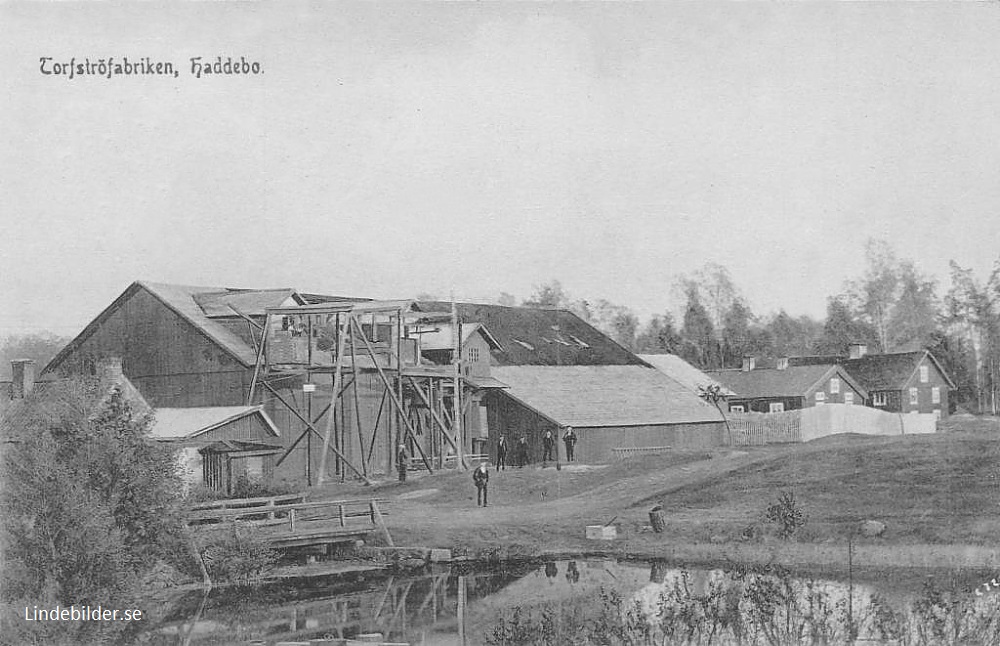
[313,421,1000,558]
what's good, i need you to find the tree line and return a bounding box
[510,239,1000,415]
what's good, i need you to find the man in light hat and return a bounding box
[473,462,489,507]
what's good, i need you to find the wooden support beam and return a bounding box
[319,313,351,485]
[367,388,388,466]
[350,317,434,473]
[246,313,269,405]
[348,327,368,477]
[273,378,354,468]
[406,376,462,460]
[262,381,370,484]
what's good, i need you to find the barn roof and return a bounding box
[413,302,645,366]
[706,364,866,399]
[149,405,279,440]
[491,365,724,428]
[46,281,364,374]
[639,354,736,397]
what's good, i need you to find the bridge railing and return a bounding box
[187,497,390,534]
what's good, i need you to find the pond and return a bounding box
[143,558,1000,645]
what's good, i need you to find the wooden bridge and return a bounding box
[187,493,393,550]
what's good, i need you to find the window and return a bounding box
[872,392,887,407]
[932,387,940,404]
[933,409,942,420]
[909,387,919,406]
[815,391,825,405]
[769,402,785,413]
[729,405,745,413]
[830,377,840,394]
[468,347,480,362]
[776,358,789,370]
[844,392,854,405]
[920,365,929,383]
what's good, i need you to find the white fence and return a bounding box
[726,404,936,446]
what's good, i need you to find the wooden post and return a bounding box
[246,313,269,405]
[349,326,368,477]
[339,504,346,527]
[319,313,350,485]
[406,375,463,460]
[289,507,297,533]
[351,317,434,472]
[371,499,394,548]
[453,300,466,470]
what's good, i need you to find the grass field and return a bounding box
[313,419,1000,559]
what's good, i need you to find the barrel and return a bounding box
[649,505,666,533]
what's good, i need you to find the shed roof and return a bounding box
[149,405,279,440]
[491,365,724,428]
[706,364,866,399]
[417,322,503,352]
[639,354,736,396]
[413,302,644,367]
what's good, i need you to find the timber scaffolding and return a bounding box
[246,299,499,485]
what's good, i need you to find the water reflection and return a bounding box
[142,559,1000,645]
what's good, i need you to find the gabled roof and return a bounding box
[46,281,365,373]
[706,364,867,400]
[412,302,645,367]
[492,365,724,427]
[417,322,504,352]
[789,350,956,391]
[149,405,279,440]
[639,354,736,397]
[840,350,956,391]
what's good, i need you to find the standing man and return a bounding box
[473,462,489,506]
[517,435,529,468]
[562,426,577,462]
[497,435,508,471]
[397,443,410,482]
[542,429,554,463]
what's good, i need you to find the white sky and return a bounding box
[3,3,999,336]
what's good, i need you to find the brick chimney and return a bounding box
[741,356,756,372]
[849,343,868,360]
[96,357,124,382]
[11,359,36,399]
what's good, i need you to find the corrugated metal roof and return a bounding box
[491,365,724,428]
[150,405,279,440]
[639,354,736,396]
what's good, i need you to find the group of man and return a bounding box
[495,426,577,469]
[396,426,580,509]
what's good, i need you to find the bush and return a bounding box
[764,491,807,540]
[199,522,278,588]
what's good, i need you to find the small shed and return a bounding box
[149,405,282,493]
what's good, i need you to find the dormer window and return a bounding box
[777,358,789,370]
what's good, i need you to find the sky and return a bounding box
[2,2,1000,338]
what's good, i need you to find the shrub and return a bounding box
[764,491,807,540]
[199,522,278,588]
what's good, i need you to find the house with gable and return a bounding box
[707,358,868,414]
[789,343,955,419]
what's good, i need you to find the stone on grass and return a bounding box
[859,520,886,538]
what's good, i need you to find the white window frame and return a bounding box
[933,409,942,420]
[468,347,480,362]
[932,387,940,404]
[920,365,929,383]
[769,402,785,413]
[909,387,919,406]
[830,377,840,394]
[729,404,745,413]
[873,392,887,407]
[814,391,825,405]
[844,392,854,405]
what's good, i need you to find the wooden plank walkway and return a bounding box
[187,495,393,550]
